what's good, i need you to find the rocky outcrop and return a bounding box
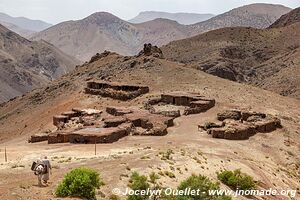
[269,7,300,28]
[89,50,113,63]
[138,43,164,59]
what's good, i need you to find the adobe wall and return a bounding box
[68,127,129,144]
[85,81,149,100]
[29,134,48,143]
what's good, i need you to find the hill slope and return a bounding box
[0,24,79,103]
[31,4,290,61]
[31,12,188,61]
[269,7,300,28]
[0,21,35,38]
[129,11,214,25]
[162,8,300,99]
[189,3,291,34]
[0,12,52,31]
[0,48,299,199]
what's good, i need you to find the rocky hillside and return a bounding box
[269,7,300,28]
[189,3,291,34]
[0,46,299,200]
[162,8,300,99]
[31,12,188,61]
[129,11,214,25]
[0,21,35,38]
[0,24,79,103]
[31,4,290,61]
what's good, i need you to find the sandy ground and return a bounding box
[0,56,299,199]
[0,103,299,200]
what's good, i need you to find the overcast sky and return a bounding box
[0,0,299,24]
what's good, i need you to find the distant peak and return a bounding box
[83,12,121,23]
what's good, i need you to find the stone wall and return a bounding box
[29,133,48,143]
[68,127,129,144]
[85,81,149,100]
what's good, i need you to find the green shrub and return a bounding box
[55,167,103,199]
[217,169,256,191]
[149,172,160,184]
[127,172,150,200]
[176,174,231,200]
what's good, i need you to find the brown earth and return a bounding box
[0,24,79,103]
[31,4,290,61]
[162,8,300,99]
[269,7,300,28]
[0,51,299,199]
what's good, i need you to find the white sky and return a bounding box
[0,0,299,24]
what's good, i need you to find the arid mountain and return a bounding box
[189,3,291,34]
[32,4,290,61]
[0,21,35,38]
[129,11,214,25]
[0,12,52,36]
[0,47,299,200]
[162,8,300,99]
[32,12,188,61]
[0,24,79,103]
[269,7,300,28]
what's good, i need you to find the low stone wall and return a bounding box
[69,127,129,144]
[85,81,149,100]
[217,109,267,122]
[104,116,127,128]
[29,133,48,143]
[48,132,72,144]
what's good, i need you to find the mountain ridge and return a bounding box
[31,3,291,61]
[161,8,300,99]
[129,11,214,25]
[0,24,79,103]
[0,12,52,37]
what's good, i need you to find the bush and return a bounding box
[176,174,231,200]
[127,172,150,200]
[217,169,256,191]
[55,167,104,199]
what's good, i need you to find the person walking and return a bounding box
[41,156,52,184]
